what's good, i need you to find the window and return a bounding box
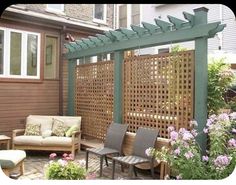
[44,36,59,79]
[119,4,140,28]
[158,48,170,54]
[93,4,107,23]
[0,27,40,79]
[46,4,64,13]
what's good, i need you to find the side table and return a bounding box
[0,135,11,150]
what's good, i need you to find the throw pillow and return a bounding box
[24,123,41,136]
[42,130,52,138]
[52,118,68,137]
[65,125,79,137]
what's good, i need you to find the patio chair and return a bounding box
[85,123,129,177]
[111,127,159,179]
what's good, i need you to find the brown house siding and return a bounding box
[0,81,59,137]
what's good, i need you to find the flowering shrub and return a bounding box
[146,112,236,179]
[44,153,96,180]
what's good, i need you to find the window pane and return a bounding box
[0,30,3,74]
[47,4,64,11]
[94,4,104,20]
[132,15,140,25]
[27,34,38,76]
[10,32,21,75]
[44,36,58,79]
[131,4,140,15]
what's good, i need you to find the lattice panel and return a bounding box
[75,61,114,140]
[123,51,194,138]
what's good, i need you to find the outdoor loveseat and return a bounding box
[12,115,81,157]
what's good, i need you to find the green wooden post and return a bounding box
[194,7,208,152]
[113,51,124,123]
[67,59,77,116]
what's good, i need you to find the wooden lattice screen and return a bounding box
[75,61,114,140]
[123,50,194,138]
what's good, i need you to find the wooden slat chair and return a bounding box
[0,150,26,177]
[112,127,159,179]
[85,123,129,177]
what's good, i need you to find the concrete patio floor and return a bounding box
[9,150,157,180]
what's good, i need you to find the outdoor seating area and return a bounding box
[0,4,235,181]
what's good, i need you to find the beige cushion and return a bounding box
[52,118,69,137]
[42,130,52,138]
[0,150,26,168]
[26,115,53,133]
[13,136,43,146]
[52,116,81,129]
[41,136,72,146]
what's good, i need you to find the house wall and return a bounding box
[17,4,115,29]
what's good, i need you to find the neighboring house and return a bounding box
[116,4,236,71]
[0,4,116,136]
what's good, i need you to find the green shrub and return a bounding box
[207,57,235,115]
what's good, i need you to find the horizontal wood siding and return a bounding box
[0,81,59,137]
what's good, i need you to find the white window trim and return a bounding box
[46,4,65,14]
[93,4,107,24]
[0,27,40,79]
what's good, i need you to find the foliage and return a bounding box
[170,45,187,53]
[44,153,96,180]
[207,57,235,115]
[146,113,236,179]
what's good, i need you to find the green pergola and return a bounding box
[64,7,225,150]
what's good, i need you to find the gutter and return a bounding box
[3,7,112,32]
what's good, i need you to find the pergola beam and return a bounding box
[66,22,221,59]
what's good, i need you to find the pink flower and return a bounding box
[179,128,186,134]
[49,153,57,160]
[232,128,236,134]
[62,153,68,158]
[182,132,194,141]
[214,155,231,169]
[79,159,86,166]
[167,126,175,132]
[170,131,178,141]
[191,129,198,137]
[203,127,208,134]
[218,113,229,122]
[228,138,236,148]
[190,120,198,127]
[174,147,180,155]
[176,174,182,180]
[206,118,213,127]
[58,159,68,167]
[229,112,236,120]
[184,151,194,159]
[202,155,209,162]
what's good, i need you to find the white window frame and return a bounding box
[93,4,107,24]
[46,4,64,13]
[118,4,141,28]
[0,27,40,79]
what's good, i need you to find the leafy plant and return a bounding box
[207,57,235,115]
[146,113,236,179]
[44,153,96,180]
